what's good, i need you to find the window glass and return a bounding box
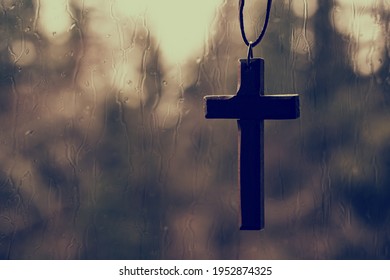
[0,0,389,259]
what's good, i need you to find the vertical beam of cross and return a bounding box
[204,58,299,230]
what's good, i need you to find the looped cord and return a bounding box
[239,0,273,49]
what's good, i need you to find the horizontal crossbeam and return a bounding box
[204,94,300,120]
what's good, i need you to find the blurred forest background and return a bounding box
[0,0,389,259]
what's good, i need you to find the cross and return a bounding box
[204,58,300,230]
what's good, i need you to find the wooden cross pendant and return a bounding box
[204,58,300,230]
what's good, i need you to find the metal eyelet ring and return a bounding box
[247,42,254,66]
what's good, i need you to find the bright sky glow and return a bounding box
[291,0,319,19]
[114,0,222,64]
[36,0,73,44]
[331,0,386,76]
[33,0,388,82]
[39,0,221,64]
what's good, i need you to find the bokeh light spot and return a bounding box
[291,0,319,19]
[9,39,37,66]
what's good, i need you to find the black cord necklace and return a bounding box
[239,0,273,61]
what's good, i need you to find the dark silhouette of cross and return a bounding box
[204,58,300,230]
